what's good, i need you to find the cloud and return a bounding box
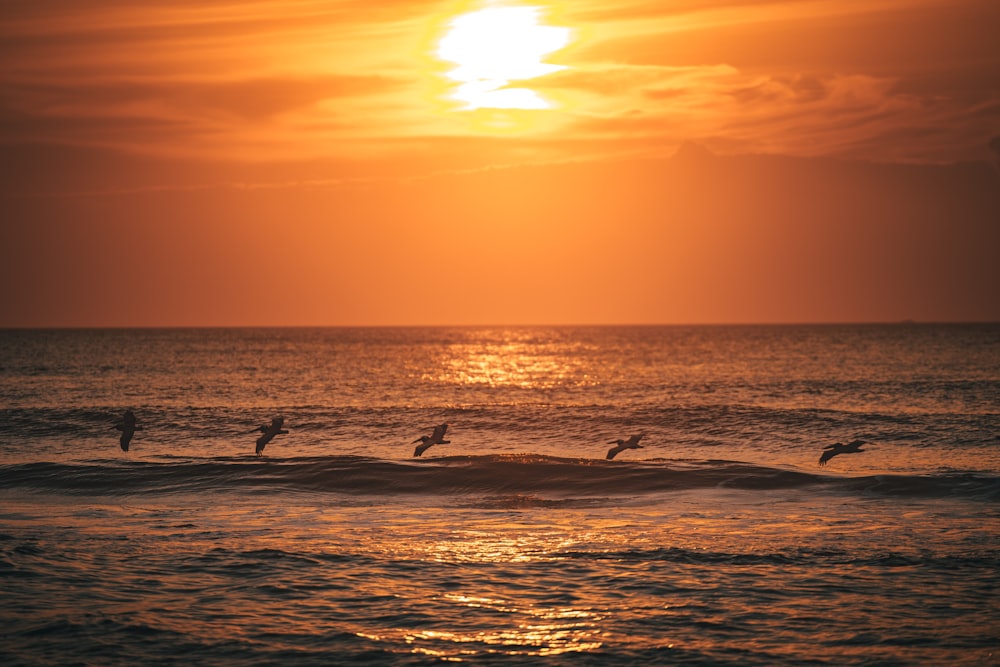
[558,0,1000,164]
[0,0,996,171]
[0,74,407,163]
[1,75,400,122]
[536,60,997,164]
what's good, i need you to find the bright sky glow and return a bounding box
[437,5,571,110]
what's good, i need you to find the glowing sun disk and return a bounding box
[437,4,571,110]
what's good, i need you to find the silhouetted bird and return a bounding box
[113,410,140,452]
[413,423,450,457]
[818,439,867,466]
[253,416,288,456]
[607,433,644,460]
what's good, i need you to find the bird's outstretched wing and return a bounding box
[432,423,448,442]
[819,439,868,465]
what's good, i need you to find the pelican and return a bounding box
[413,423,450,457]
[818,439,867,466]
[253,416,288,456]
[607,433,645,460]
[113,410,140,452]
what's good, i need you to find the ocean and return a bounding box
[1,325,997,665]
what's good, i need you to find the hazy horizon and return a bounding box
[2,320,998,331]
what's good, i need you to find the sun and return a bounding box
[436,2,572,112]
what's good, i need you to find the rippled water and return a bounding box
[1,325,998,665]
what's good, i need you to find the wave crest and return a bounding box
[1,455,997,502]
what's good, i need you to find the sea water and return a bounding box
[0,325,997,665]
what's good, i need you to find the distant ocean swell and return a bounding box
[164,544,1000,571]
[2,456,998,501]
[1,403,996,447]
[5,542,993,584]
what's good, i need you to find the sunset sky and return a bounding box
[2,0,998,326]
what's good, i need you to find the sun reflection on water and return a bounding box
[403,621,604,657]
[425,527,575,563]
[360,591,605,658]
[426,338,600,390]
[11,478,991,665]
[349,520,610,658]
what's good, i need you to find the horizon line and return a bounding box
[2,320,997,331]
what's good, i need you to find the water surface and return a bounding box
[1,325,998,665]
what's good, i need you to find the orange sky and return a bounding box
[1,0,998,326]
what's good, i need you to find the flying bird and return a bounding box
[253,416,288,456]
[818,439,867,466]
[113,410,141,452]
[413,423,450,457]
[606,433,645,460]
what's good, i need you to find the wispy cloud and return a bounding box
[554,0,1000,162]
